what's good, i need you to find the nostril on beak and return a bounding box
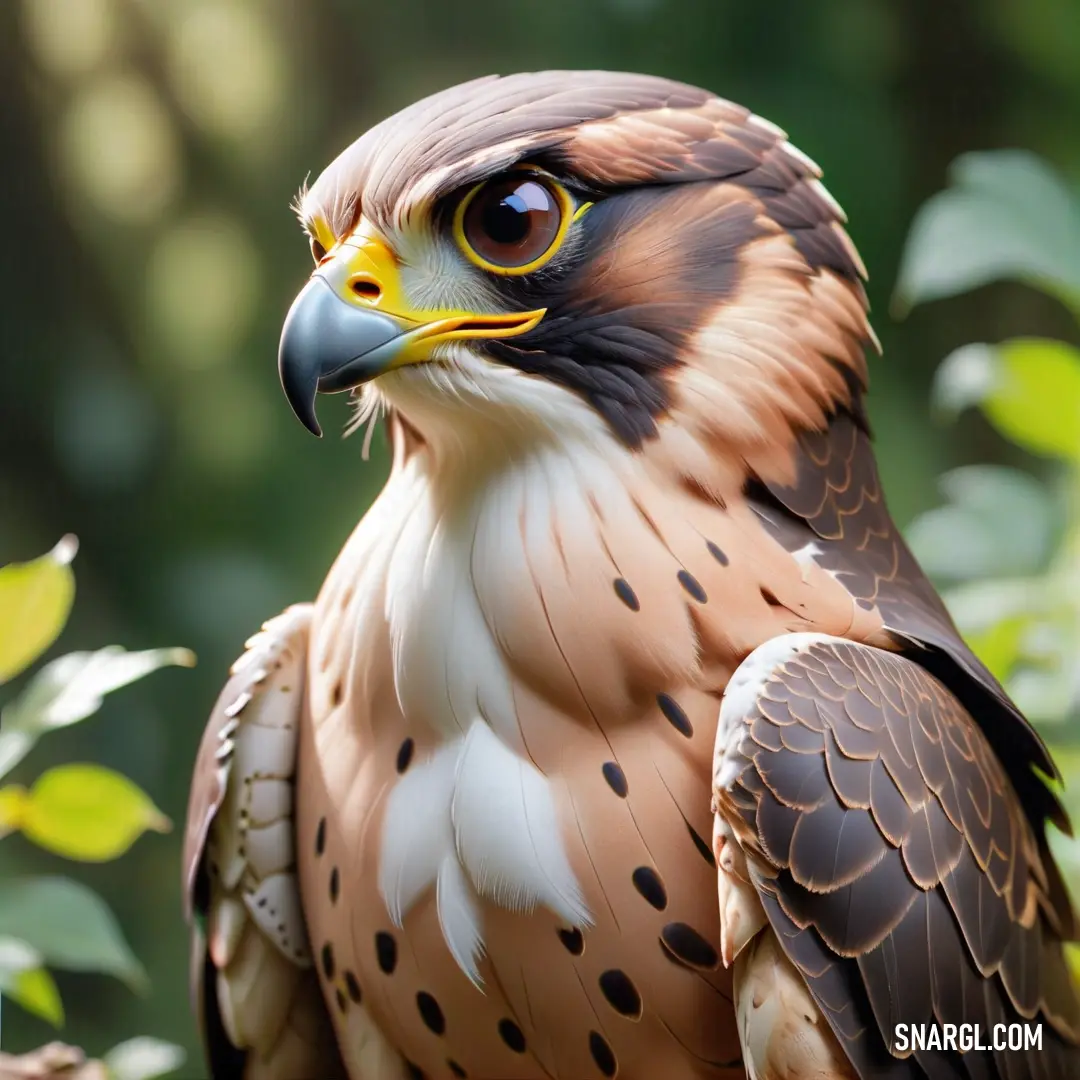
[349,276,382,303]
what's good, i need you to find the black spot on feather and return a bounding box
[558,927,585,955]
[613,577,640,611]
[657,693,693,738]
[417,991,446,1035]
[632,866,668,910]
[602,761,628,797]
[599,969,642,1018]
[677,569,707,602]
[498,1018,527,1053]
[660,922,719,970]
[375,931,397,974]
[589,1031,618,1077]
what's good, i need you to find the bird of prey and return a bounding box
[183,71,1080,1080]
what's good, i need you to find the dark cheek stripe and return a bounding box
[485,189,768,447]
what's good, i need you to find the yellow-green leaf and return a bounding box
[0,936,64,1027]
[0,784,28,838]
[1067,942,1080,988]
[18,764,171,862]
[986,340,1080,462]
[11,964,64,1026]
[934,339,1080,462]
[0,535,78,685]
[963,615,1031,684]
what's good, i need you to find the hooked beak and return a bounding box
[277,224,545,436]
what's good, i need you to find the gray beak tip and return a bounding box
[277,342,324,437]
[277,276,405,438]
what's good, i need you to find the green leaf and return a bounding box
[14,764,171,862]
[0,934,39,979]
[104,1037,186,1080]
[931,343,1003,418]
[0,645,195,780]
[0,784,27,837]
[10,965,65,1027]
[894,150,1080,313]
[940,571,1079,725]
[0,936,64,1027]
[0,876,146,990]
[906,464,1055,581]
[932,338,1080,462]
[1047,746,1080,907]
[1067,942,1080,987]
[940,577,1044,637]
[939,577,1047,691]
[984,340,1080,461]
[1010,666,1077,728]
[0,535,78,686]
[963,614,1031,684]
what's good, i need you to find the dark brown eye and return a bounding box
[309,236,327,265]
[455,174,570,274]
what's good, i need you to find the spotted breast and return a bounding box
[295,416,883,1080]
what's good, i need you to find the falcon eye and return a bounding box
[309,236,328,265]
[454,172,573,276]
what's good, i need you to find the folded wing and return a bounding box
[182,605,348,1080]
[712,633,1080,1080]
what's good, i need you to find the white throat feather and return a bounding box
[371,348,634,984]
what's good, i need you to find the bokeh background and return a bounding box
[1,0,1078,1071]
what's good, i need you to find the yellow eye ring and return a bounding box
[453,169,576,277]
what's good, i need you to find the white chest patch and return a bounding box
[378,718,591,986]
[370,397,625,985]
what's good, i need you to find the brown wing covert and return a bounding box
[713,634,1080,1080]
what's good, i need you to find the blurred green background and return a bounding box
[1,0,1078,1070]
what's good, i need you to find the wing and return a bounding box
[183,605,348,1080]
[752,410,1069,843]
[712,633,1080,1080]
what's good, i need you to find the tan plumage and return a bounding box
[183,71,1079,1079]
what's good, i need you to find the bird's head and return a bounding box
[281,71,875,478]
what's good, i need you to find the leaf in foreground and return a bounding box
[893,149,1080,313]
[0,935,64,1027]
[3,764,171,862]
[0,876,146,990]
[0,536,78,686]
[932,339,1080,462]
[104,1037,186,1080]
[906,464,1055,582]
[0,645,195,780]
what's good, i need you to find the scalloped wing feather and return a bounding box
[713,633,1080,1080]
[183,605,349,1080]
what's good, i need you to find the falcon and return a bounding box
[183,71,1080,1080]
